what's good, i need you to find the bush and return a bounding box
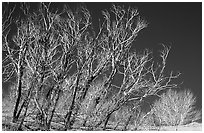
[152,89,201,126]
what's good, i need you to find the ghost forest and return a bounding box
[2,2,200,131]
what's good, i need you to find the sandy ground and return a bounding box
[159,122,202,131]
[2,100,202,131]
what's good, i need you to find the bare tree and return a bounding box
[2,2,25,123]
[2,3,180,131]
[152,89,201,126]
[84,5,180,130]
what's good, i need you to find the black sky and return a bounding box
[2,2,202,109]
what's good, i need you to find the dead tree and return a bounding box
[2,3,31,122]
[3,2,75,128]
[84,5,180,130]
[2,3,180,131]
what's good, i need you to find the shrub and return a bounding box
[152,89,201,126]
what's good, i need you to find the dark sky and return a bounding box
[2,2,202,109]
[85,2,202,109]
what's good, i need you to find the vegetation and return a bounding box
[152,89,201,126]
[3,2,199,131]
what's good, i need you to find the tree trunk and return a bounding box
[80,57,109,102]
[13,76,22,123]
[18,96,31,130]
[113,120,120,130]
[15,79,35,120]
[81,75,96,100]
[47,89,61,130]
[123,115,132,131]
[103,113,111,130]
[64,73,81,130]
[95,96,127,129]
[17,76,38,130]
[13,44,28,123]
